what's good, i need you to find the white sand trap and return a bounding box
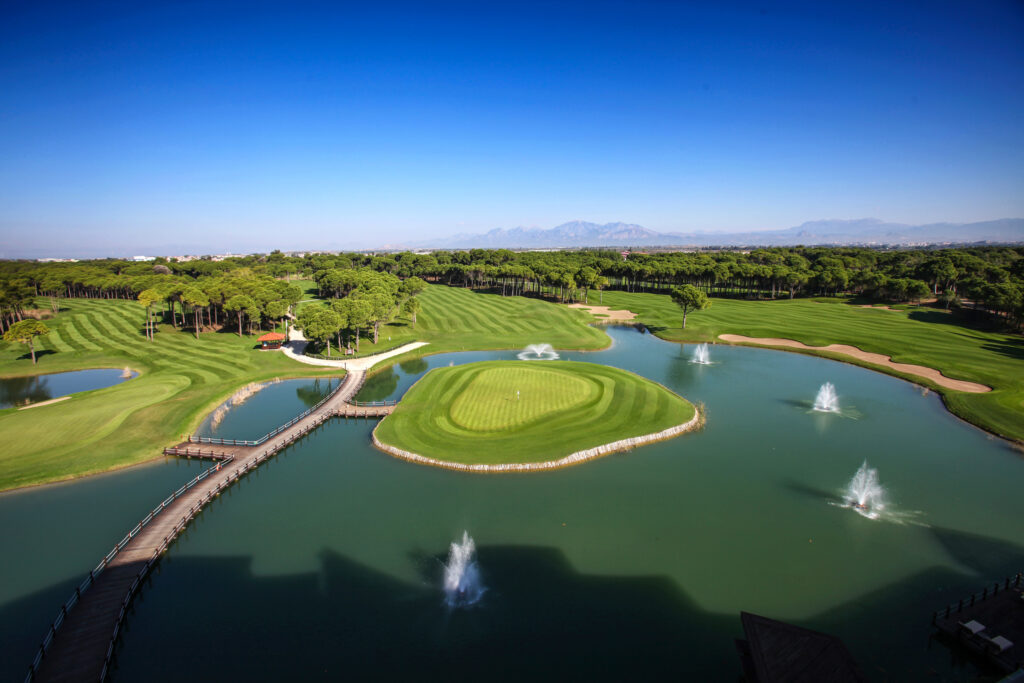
[718,334,991,393]
[568,304,637,322]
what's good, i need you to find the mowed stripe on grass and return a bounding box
[376,361,695,465]
[0,297,340,491]
[0,285,613,490]
[449,365,595,431]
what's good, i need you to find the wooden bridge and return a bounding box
[26,367,399,683]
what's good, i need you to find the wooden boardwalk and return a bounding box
[932,572,1024,675]
[28,369,384,683]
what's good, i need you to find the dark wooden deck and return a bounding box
[932,573,1024,675]
[28,369,377,683]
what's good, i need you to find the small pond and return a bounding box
[0,368,136,409]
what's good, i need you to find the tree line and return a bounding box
[2,245,1023,339]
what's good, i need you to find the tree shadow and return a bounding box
[979,339,1024,362]
[16,349,56,362]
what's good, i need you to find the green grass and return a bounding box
[449,365,594,430]
[0,285,609,490]
[0,298,341,491]
[375,360,695,465]
[596,290,1024,443]
[305,283,609,359]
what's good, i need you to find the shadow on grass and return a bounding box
[979,339,1024,362]
[16,349,56,362]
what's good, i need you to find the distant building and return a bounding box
[132,255,156,262]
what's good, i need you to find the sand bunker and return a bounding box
[568,304,637,322]
[718,334,991,393]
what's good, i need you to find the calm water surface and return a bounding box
[0,377,336,682]
[2,329,1021,681]
[196,377,344,441]
[0,368,134,409]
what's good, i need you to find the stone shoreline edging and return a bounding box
[717,334,991,393]
[370,407,701,473]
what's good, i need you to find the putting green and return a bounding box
[375,360,696,466]
[449,365,594,430]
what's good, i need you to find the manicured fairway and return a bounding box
[0,298,340,491]
[0,285,609,490]
[596,290,1024,443]
[304,283,610,358]
[375,361,696,465]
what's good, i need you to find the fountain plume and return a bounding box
[517,343,559,360]
[812,382,840,413]
[443,531,484,608]
[690,344,711,365]
[842,461,886,519]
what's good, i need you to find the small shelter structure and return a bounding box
[257,332,286,350]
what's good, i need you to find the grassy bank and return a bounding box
[0,298,341,491]
[376,360,695,465]
[0,285,608,490]
[596,291,1024,443]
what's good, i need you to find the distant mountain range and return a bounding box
[407,218,1024,249]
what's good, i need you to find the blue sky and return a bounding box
[1,0,1022,256]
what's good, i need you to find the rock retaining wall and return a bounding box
[371,408,701,473]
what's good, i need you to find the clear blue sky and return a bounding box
[1,0,1022,256]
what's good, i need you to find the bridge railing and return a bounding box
[24,456,233,683]
[162,447,232,459]
[348,399,397,407]
[931,572,1023,624]
[27,371,362,682]
[184,370,361,447]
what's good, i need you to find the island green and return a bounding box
[374,360,696,466]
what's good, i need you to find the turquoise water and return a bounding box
[0,377,336,682]
[2,329,1022,681]
[196,377,344,441]
[0,368,135,409]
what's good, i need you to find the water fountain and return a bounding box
[812,382,840,413]
[517,343,559,361]
[690,344,711,365]
[842,461,886,519]
[443,531,484,608]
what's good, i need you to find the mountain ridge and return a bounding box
[406,218,1024,249]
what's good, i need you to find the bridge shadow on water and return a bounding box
[4,527,1023,683]
[107,545,741,682]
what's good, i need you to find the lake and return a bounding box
[2,327,1021,681]
[0,368,135,409]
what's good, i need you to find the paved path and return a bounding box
[280,326,429,370]
[30,369,368,683]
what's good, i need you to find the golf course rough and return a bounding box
[373,360,699,470]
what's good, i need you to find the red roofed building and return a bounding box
[257,332,286,350]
